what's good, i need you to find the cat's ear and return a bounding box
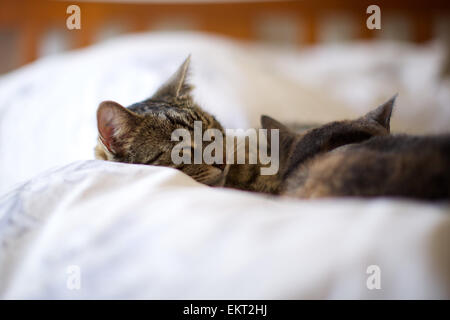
[261,115,296,168]
[152,55,192,100]
[261,115,290,133]
[364,94,397,131]
[97,101,141,155]
[261,115,296,143]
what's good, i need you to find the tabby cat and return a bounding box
[226,97,396,194]
[261,114,450,200]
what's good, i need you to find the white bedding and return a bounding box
[0,32,449,299]
[1,160,449,299]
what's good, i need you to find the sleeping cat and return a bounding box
[94,56,396,195]
[261,115,450,200]
[95,56,229,186]
[225,97,396,194]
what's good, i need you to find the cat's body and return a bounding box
[264,120,450,200]
[283,134,450,199]
[224,101,395,194]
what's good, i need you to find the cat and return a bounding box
[95,56,397,194]
[95,56,229,187]
[261,114,450,200]
[227,96,396,194]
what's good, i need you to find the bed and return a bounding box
[0,32,449,299]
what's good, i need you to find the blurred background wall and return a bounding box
[0,0,449,74]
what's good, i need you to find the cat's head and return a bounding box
[95,56,228,186]
[261,95,397,177]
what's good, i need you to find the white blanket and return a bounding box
[0,32,449,299]
[1,160,449,299]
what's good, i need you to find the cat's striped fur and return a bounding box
[262,116,450,200]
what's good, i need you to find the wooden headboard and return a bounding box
[0,0,449,73]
